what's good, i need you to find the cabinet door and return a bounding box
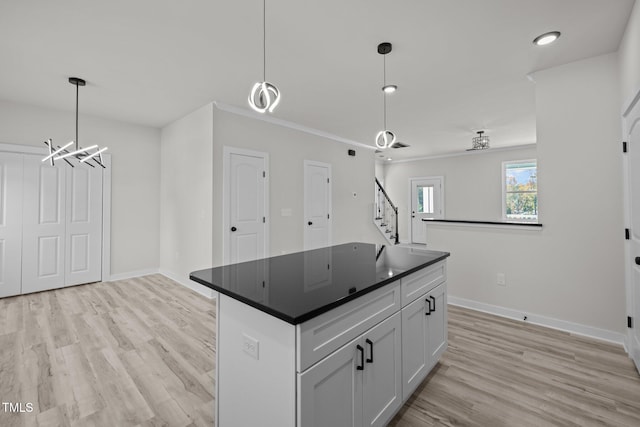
[0,153,23,297]
[401,295,429,401]
[299,337,363,427]
[22,155,67,293]
[427,283,448,367]
[362,312,402,427]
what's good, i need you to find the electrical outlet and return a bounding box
[497,273,506,286]
[242,334,259,359]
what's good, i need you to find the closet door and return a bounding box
[0,153,24,297]
[22,155,66,293]
[66,166,102,286]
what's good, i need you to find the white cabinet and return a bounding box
[401,282,447,400]
[299,312,402,427]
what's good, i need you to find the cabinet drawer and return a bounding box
[400,261,446,307]
[297,282,401,372]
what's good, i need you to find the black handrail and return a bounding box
[375,178,397,211]
[375,178,399,244]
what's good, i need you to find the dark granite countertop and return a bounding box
[190,242,449,325]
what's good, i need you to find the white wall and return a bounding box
[0,99,160,277]
[383,54,625,340]
[620,0,640,108]
[385,146,538,240]
[159,104,214,293]
[211,105,381,266]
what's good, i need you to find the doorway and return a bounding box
[223,147,269,265]
[409,177,443,244]
[304,160,332,250]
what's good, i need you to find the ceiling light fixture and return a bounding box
[42,77,107,168]
[533,31,561,46]
[375,42,397,149]
[467,130,490,151]
[248,0,280,113]
[382,84,397,94]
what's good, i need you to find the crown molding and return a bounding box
[212,102,375,151]
[389,143,537,164]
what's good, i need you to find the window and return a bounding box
[417,185,434,214]
[503,160,537,221]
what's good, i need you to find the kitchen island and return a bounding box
[190,242,450,427]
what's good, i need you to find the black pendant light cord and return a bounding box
[75,81,79,151]
[383,54,387,129]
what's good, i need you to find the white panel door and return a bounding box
[299,337,363,427]
[0,153,24,297]
[227,150,266,264]
[66,165,103,286]
[22,155,66,293]
[304,161,331,250]
[410,177,443,244]
[626,99,640,373]
[362,312,402,427]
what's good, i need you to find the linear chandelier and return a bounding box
[248,0,280,113]
[375,42,397,149]
[43,77,107,168]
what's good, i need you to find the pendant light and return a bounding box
[42,77,107,168]
[248,0,280,113]
[467,130,490,151]
[375,42,397,149]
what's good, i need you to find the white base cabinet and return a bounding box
[299,312,402,427]
[401,282,447,400]
[214,260,447,427]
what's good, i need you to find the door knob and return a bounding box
[308,221,313,226]
[231,226,237,232]
[636,256,640,265]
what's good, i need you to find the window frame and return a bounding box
[502,159,538,222]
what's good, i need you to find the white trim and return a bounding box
[448,296,625,346]
[303,160,332,250]
[622,84,640,118]
[391,143,537,164]
[408,176,444,244]
[222,146,270,266]
[159,270,216,299]
[213,102,375,151]
[107,268,159,282]
[101,153,112,282]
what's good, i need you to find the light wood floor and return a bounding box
[1,275,639,426]
[0,275,216,427]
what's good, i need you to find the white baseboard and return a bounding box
[448,295,626,347]
[159,269,216,299]
[106,268,159,282]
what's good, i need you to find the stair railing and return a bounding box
[374,178,399,244]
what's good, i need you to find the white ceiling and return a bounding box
[0,0,634,159]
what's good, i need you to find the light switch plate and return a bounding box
[242,334,259,359]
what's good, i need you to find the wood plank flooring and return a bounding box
[1,275,639,426]
[390,306,640,427]
[0,275,216,427]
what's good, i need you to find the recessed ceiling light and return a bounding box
[382,84,397,94]
[386,157,392,161]
[533,31,561,46]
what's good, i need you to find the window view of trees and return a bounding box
[504,161,537,221]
